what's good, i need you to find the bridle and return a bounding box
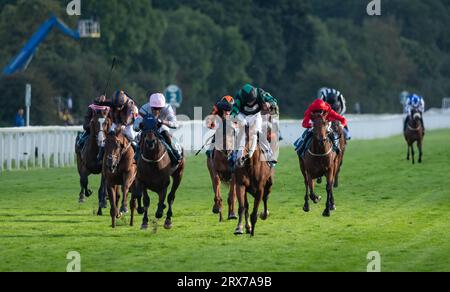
[140,123,168,164]
[308,115,333,157]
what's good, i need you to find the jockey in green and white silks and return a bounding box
[231,84,279,167]
[134,93,182,166]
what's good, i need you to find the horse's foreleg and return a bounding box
[155,187,168,220]
[106,183,117,228]
[418,139,423,164]
[260,180,271,220]
[165,170,183,230]
[234,184,246,235]
[130,183,138,227]
[141,185,150,230]
[411,144,415,165]
[212,174,223,221]
[228,175,237,220]
[323,174,334,217]
[244,195,251,234]
[250,188,264,236]
[407,144,410,161]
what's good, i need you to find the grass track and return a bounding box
[0,130,449,272]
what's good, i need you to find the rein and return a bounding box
[140,130,168,164]
[307,147,333,157]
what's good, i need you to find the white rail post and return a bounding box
[16,133,20,170]
[46,132,50,168]
[32,133,36,168]
[0,133,4,173]
[7,133,12,171]
[24,134,28,170]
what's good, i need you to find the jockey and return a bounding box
[134,93,182,166]
[98,90,139,161]
[294,99,347,157]
[232,84,279,167]
[76,95,108,150]
[206,95,235,158]
[319,87,351,140]
[404,93,425,133]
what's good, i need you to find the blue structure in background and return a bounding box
[3,14,99,75]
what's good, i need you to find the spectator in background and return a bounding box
[14,108,25,127]
[59,108,74,126]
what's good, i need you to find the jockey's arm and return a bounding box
[328,109,347,127]
[83,108,93,131]
[161,106,179,129]
[302,109,312,129]
[231,96,242,117]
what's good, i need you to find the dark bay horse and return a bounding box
[207,118,237,222]
[103,129,137,228]
[76,109,111,215]
[132,116,185,230]
[234,126,273,236]
[404,109,424,164]
[299,111,339,217]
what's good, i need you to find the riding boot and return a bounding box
[161,131,181,166]
[344,126,351,141]
[403,116,409,132]
[296,130,312,157]
[332,134,340,155]
[132,142,139,163]
[97,146,105,163]
[421,117,425,135]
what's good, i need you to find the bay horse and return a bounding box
[404,108,424,164]
[132,115,185,230]
[103,129,136,228]
[234,125,273,236]
[299,111,339,217]
[206,118,237,222]
[76,108,111,215]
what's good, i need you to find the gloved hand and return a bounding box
[157,119,163,128]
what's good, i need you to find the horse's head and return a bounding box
[411,108,422,122]
[91,108,111,147]
[104,130,128,174]
[311,110,328,144]
[141,115,161,152]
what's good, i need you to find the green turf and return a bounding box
[0,130,449,272]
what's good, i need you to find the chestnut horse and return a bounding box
[103,129,136,228]
[404,108,424,164]
[234,126,273,236]
[132,115,185,230]
[76,108,111,215]
[207,118,237,222]
[299,111,339,217]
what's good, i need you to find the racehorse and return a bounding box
[103,129,136,228]
[234,125,273,236]
[132,115,185,230]
[331,121,346,188]
[206,118,237,222]
[299,111,339,217]
[76,108,111,215]
[404,108,424,164]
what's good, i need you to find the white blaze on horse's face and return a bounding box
[413,113,421,121]
[97,118,106,147]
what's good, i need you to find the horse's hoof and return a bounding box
[212,206,221,214]
[120,206,128,214]
[228,214,238,220]
[311,196,321,204]
[141,224,148,230]
[164,219,172,230]
[234,228,244,235]
[260,211,269,220]
[155,212,164,219]
[245,226,252,234]
[97,209,103,216]
[86,190,93,197]
[322,210,331,217]
[330,205,336,211]
[100,200,107,209]
[137,207,145,215]
[78,196,86,204]
[303,205,310,213]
